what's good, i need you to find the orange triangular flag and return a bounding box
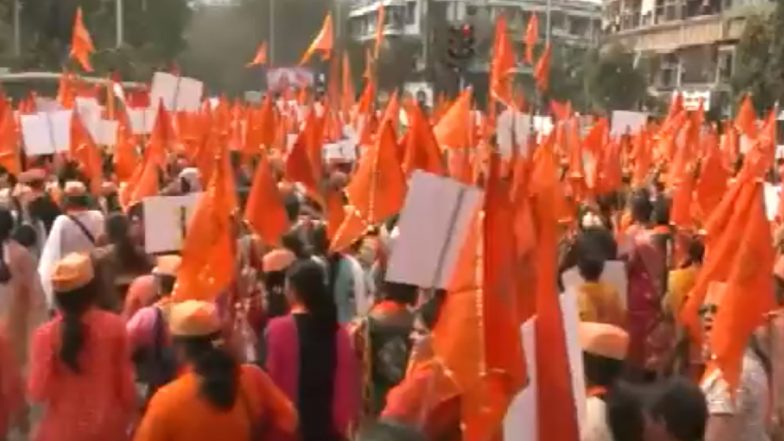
[696,131,728,222]
[711,181,775,391]
[325,189,346,240]
[490,15,515,105]
[341,52,356,121]
[345,121,407,224]
[524,13,539,65]
[114,117,138,183]
[534,43,551,92]
[402,104,445,176]
[300,14,334,64]
[0,102,19,176]
[530,140,579,441]
[69,112,103,194]
[246,42,268,67]
[57,72,76,109]
[735,94,758,139]
[245,152,289,246]
[70,8,94,72]
[172,150,236,303]
[329,206,368,253]
[434,88,472,149]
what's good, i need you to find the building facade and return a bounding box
[602,0,773,115]
[344,0,602,100]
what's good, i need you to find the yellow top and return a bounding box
[664,266,698,316]
[577,281,626,328]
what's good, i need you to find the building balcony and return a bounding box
[604,13,746,52]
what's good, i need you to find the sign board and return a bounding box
[680,90,711,111]
[497,109,532,159]
[20,110,72,155]
[765,182,780,222]
[323,140,357,163]
[150,72,204,112]
[561,260,629,310]
[611,110,648,137]
[143,193,202,254]
[403,81,434,108]
[266,67,313,93]
[96,120,119,146]
[75,97,103,141]
[127,107,157,135]
[385,171,483,289]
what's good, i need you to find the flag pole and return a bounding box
[269,0,276,65]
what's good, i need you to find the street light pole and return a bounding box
[116,0,124,47]
[13,0,20,56]
[269,0,276,64]
[546,0,552,45]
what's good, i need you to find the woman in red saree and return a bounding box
[623,192,668,376]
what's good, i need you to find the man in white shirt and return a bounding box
[38,181,105,310]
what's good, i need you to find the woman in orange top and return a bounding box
[133,300,297,441]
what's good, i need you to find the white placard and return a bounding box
[34,98,62,113]
[150,72,204,112]
[96,120,119,146]
[323,140,357,163]
[497,109,532,159]
[20,110,72,155]
[503,318,538,441]
[143,193,203,254]
[611,110,648,137]
[765,182,780,222]
[385,171,483,289]
[127,107,157,135]
[75,97,102,141]
[562,288,587,434]
[561,260,628,310]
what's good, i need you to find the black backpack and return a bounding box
[132,308,178,402]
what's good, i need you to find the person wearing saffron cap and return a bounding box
[28,252,136,441]
[126,255,182,402]
[133,300,298,441]
[579,321,630,441]
[37,181,105,311]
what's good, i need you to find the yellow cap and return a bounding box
[51,253,94,293]
[168,300,222,337]
[579,321,629,361]
[152,255,182,277]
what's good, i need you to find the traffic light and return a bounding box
[446,23,476,68]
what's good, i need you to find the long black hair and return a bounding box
[176,333,240,410]
[55,279,98,373]
[0,208,14,283]
[106,213,150,274]
[286,259,337,333]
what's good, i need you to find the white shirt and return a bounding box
[581,396,614,441]
[38,210,105,309]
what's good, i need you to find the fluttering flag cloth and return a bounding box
[70,8,94,72]
[246,42,268,67]
[300,13,334,64]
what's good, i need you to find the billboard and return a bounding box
[266,67,314,92]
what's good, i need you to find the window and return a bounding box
[717,50,733,81]
[406,1,416,25]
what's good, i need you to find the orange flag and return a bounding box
[70,113,103,194]
[329,206,369,253]
[696,131,728,222]
[70,8,94,72]
[530,141,579,441]
[345,121,407,224]
[524,13,539,65]
[325,189,346,240]
[245,152,289,246]
[57,72,76,108]
[434,88,472,149]
[113,117,138,183]
[172,149,236,303]
[374,4,385,59]
[300,13,334,64]
[490,15,515,105]
[0,102,19,176]
[246,42,268,67]
[533,43,551,93]
[402,104,445,176]
[432,154,526,441]
[711,180,775,390]
[285,125,320,200]
[735,94,758,139]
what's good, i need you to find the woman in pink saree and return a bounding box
[264,259,360,441]
[623,193,668,376]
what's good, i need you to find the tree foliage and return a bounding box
[583,43,648,113]
[732,14,774,113]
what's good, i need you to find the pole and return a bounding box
[116,0,124,48]
[269,0,276,65]
[13,0,20,56]
[546,0,552,45]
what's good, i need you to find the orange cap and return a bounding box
[263,249,296,273]
[153,255,182,277]
[169,300,222,337]
[51,253,94,293]
[578,321,629,360]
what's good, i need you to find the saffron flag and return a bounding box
[70,8,94,72]
[246,42,268,67]
[300,14,334,64]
